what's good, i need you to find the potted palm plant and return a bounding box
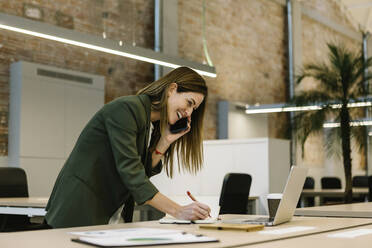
[292,43,372,203]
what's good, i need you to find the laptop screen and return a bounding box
[272,166,308,225]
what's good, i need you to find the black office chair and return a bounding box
[321,176,343,205]
[0,167,47,232]
[219,173,252,215]
[352,176,369,202]
[353,176,369,187]
[368,176,372,202]
[297,177,315,208]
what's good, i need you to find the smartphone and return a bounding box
[170,118,188,134]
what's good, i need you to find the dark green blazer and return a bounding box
[45,95,162,228]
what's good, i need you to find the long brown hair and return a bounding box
[137,67,208,177]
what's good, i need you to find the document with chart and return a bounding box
[70,227,218,247]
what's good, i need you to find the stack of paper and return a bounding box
[70,228,218,247]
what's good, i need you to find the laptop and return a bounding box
[223,166,308,226]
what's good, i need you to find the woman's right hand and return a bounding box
[175,201,211,220]
[155,118,191,154]
[162,117,191,145]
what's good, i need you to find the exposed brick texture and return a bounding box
[0,0,155,156]
[178,0,289,140]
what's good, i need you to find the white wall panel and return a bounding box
[21,77,65,158]
[21,157,65,197]
[151,138,290,214]
[64,84,104,157]
[198,143,235,196]
[9,61,104,196]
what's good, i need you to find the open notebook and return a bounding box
[157,195,221,224]
[70,228,218,247]
[159,217,217,224]
[159,204,220,224]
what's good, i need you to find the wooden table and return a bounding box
[1,215,372,248]
[300,188,369,206]
[240,223,372,248]
[0,196,259,221]
[301,188,369,198]
[0,197,48,216]
[295,202,372,218]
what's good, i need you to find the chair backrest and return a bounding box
[298,176,315,208]
[303,177,315,189]
[0,167,29,197]
[352,176,369,188]
[321,177,341,189]
[219,173,252,215]
[368,176,372,202]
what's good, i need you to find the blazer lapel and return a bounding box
[138,95,151,169]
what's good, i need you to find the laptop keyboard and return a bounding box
[243,217,274,223]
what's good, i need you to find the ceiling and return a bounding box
[340,0,372,33]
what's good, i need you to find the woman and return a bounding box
[45,67,210,228]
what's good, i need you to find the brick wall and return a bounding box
[178,0,289,139]
[0,0,155,156]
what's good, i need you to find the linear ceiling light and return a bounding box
[245,105,323,114]
[323,119,372,128]
[245,98,372,114]
[0,13,216,78]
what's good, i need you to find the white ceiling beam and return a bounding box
[365,8,372,28]
[346,1,372,9]
[0,12,216,77]
[301,6,362,42]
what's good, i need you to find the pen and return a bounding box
[186,191,197,201]
[186,191,211,218]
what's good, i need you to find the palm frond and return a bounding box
[292,109,327,157]
[347,56,369,96]
[348,58,364,87]
[324,119,366,160]
[350,126,367,153]
[348,107,365,120]
[354,73,372,88]
[327,44,365,98]
[324,127,342,159]
[348,74,372,98]
[292,91,331,105]
[296,64,341,94]
[328,43,345,74]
